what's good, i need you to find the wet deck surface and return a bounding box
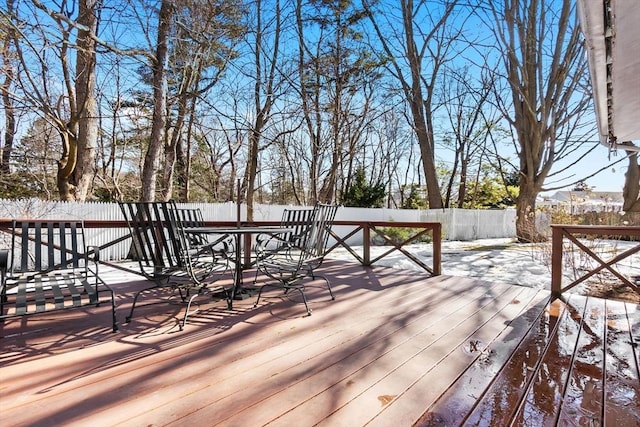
[1,260,639,426]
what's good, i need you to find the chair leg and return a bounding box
[108,289,118,332]
[253,282,283,308]
[297,287,312,316]
[181,286,230,330]
[124,282,164,323]
[254,281,313,316]
[318,275,335,300]
[177,287,189,303]
[253,285,266,308]
[181,292,201,331]
[125,289,145,323]
[307,269,335,301]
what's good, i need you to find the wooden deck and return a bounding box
[1,260,639,426]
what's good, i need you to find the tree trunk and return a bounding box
[1,30,15,174]
[141,0,172,202]
[73,0,99,202]
[623,150,640,212]
[160,129,177,202]
[245,127,260,221]
[245,0,279,220]
[161,93,189,201]
[364,0,450,209]
[57,131,77,201]
[515,179,545,242]
[419,131,443,209]
[456,158,469,208]
[179,94,199,202]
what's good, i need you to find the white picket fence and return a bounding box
[0,199,520,261]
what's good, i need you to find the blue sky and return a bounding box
[543,141,628,193]
[584,149,628,192]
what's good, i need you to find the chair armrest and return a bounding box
[255,232,287,245]
[189,234,235,261]
[86,245,100,262]
[85,245,101,276]
[255,232,304,260]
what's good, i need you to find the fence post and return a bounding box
[433,223,441,275]
[363,224,370,266]
[551,225,563,296]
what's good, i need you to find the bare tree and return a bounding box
[364,0,468,209]
[486,0,591,241]
[72,0,99,200]
[187,118,241,202]
[374,109,415,208]
[1,0,17,174]
[5,0,102,201]
[94,57,146,202]
[241,0,285,219]
[159,0,245,202]
[296,0,382,204]
[139,0,172,201]
[440,66,496,208]
[12,117,60,199]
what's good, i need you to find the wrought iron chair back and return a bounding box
[172,207,235,259]
[300,203,338,268]
[173,207,208,248]
[255,207,314,260]
[120,202,188,278]
[281,207,316,247]
[254,202,339,315]
[118,201,230,329]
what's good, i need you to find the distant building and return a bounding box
[537,191,624,214]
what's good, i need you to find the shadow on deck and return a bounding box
[1,260,638,426]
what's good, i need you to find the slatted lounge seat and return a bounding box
[0,220,117,332]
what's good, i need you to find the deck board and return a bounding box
[320,285,527,426]
[412,287,551,426]
[259,283,518,426]
[1,260,638,426]
[512,294,587,426]
[133,277,504,426]
[556,296,606,426]
[603,300,640,424]
[461,295,574,426]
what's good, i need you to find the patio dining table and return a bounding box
[183,226,293,307]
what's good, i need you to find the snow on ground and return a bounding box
[436,239,551,288]
[328,237,640,295]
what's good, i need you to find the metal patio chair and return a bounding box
[119,201,231,329]
[253,206,316,285]
[171,206,235,273]
[253,203,339,315]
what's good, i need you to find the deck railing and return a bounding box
[551,224,640,296]
[0,219,441,277]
